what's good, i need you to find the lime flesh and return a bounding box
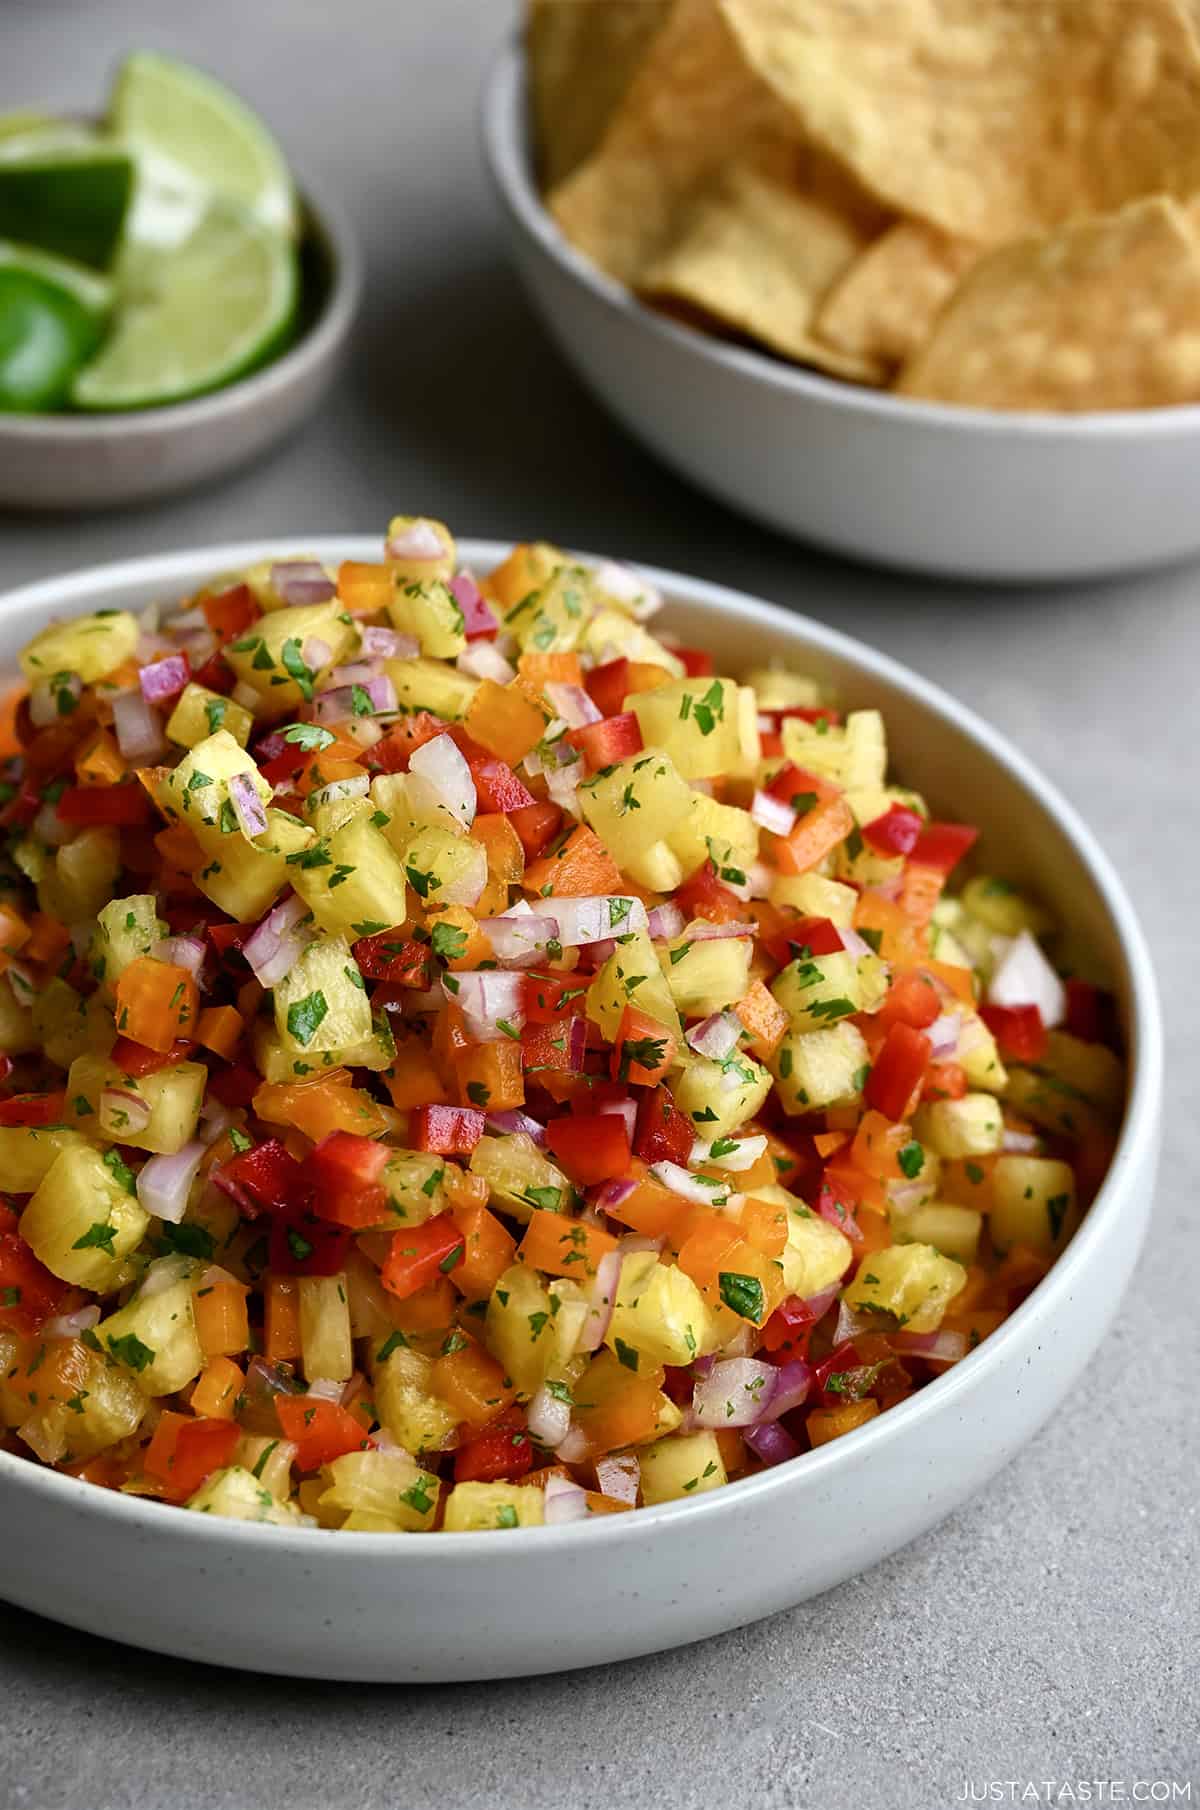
[70,202,297,410]
[0,147,134,269]
[0,243,111,410]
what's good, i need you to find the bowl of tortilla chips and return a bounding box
[482,0,1200,582]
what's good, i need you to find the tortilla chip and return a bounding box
[719,0,1200,241]
[895,197,1200,410]
[815,221,980,370]
[527,1,673,191]
[549,0,791,285]
[639,138,888,382]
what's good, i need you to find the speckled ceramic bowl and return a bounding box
[0,181,360,512]
[0,539,1162,1679]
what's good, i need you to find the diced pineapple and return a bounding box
[38,825,119,922]
[891,1201,982,1265]
[234,1433,296,1500]
[471,1134,572,1228]
[1002,1067,1111,1143]
[505,564,592,653]
[768,873,858,924]
[744,667,824,711]
[588,929,680,1038]
[374,1345,458,1454]
[1038,1031,1124,1116]
[252,1019,388,1085]
[380,1150,449,1223]
[576,749,692,860]
[665,794,759,882]
[31,979,112,1071]
[196,808,314,922]
[0,974,36,1054]
[0,1126,91,1193]
[843,1243,966,1332]
[165,683,254,749]
[298,1273,353,1381]
[771,1021,869,1114]
[639,1431,727,1505]
[585,608,685,677]
[21,609,138,684]
[767,1197,853,1296]
[371,771,461,843]
[91,893,166,995]
[387,577,467,657]
[928,920,975,972]
[989,1155,1078,1256]
[625,838,684,892]
[16,1339,145,1464]
[781,708,886,791]
[98,1269,204,1395]
[630,676,743,779]
[484,1261,555,1396]
[399,825,487,910]
[771,950,888,1031]
[957,1013,1008,1093]
[606,1253,713,1367]
[671,1048,772,1139]
[187,1465,304,1525]
[384,657,478,720]
[318,1449,440,1529]
[385,514,456,583]
[913,1093,1004,1159]
[20,1144,149,1289]
[662,936,753,1018]
[275,937,372,1058]
[444,1481,545,1531]
[292,810,411,938]
[225,599,356,719]
[65,1053,206,1154]
[961,875,1054,938]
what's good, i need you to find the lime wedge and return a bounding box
[110,52,297,238]
[0,145,134,269]
[70,201,296,410]
[0,241,112,411]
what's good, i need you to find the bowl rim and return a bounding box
[0,172,362,441]
[481,38,1200,441]
[0,535,1164,1560]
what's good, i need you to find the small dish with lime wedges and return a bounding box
[0,52,360,510]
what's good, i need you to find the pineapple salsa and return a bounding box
[0,522,1124,1533]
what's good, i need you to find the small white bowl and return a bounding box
[0,180,361,512]
[0,538,1162,1680]
[482,44,1200,584]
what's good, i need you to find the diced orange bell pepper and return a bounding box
[0,685,23,758]
[605,1162,694,1243]
[456,1039,525,1112]
[465,678,546,766]
[516,650,584,697]
[519,1208,618,1280]
[897,861,945,929]
[192,1278,250,1358]
[385,1037,452,1110]
[191,1356,244,1420]
[853,892,928,967]
[807,1400,880,1445]
[573,1350,667,1455]
[337,560,394,614]
[389,1276,458,1333]
[264,1275,301,1362]
[22,913,71,969]
[774,793,855,876]
[74,727,127,787]
[523,824,625,897]
[430,1342,515,1428]
[450,1202,517,1300]
[738,1196,789,1259]
[470,812,525,915]
[114,956,199,1052]
[733,979,789,1060]
[154,821,207,873]
[484,541,560,611]
[0,906,29,968]
[194,1005,244,1062]
[252,1074,393,1142]
[851,1109,914,1182]
[611,1005,677,1085]
[677,1215,742,1290]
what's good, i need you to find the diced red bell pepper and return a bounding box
[0,1231,67,1336]
[910,821,979,876]
[565,712,643,774]
[410,1104,486,1157]
[812,1340,863,1405]
[865,1023,931,1122]
[815,1175,864,1244]
[381,1216,466,1300]
[521,1015,587,1077]
[303,1130,392,1231]
[0,778,43,831]
[674,647,714,678]
[145,1414,241,1504]
[269,1209,353,1276]
[352,930,431,987]
[212,1137,307,1218]
[510,800,563,860]
[545,1112,632,1186]
[763,914,844,967]
[862,804,924,857]
[877,969,942,1031]
[202,582,261,642]
[367,711,448,775]
[453,1410,534,1483]
[205,920,247,959]
[760,1294,828,1360]
[611,1004,676,1085]
[257,739,307,788]
[447,731,535,813]
[979,1002,1048,1063]
[206,1061,262,1110]
[56,783,153,827]
[522,970,589,1024]
[111,1036,196,1079]
[766,761,829,809]
[922,1060,967,1102]
[1064,978,1119,1047]
[0,1091,65,1127]
[673,859,746,926]
[276,1395,369,1471]
[634,1084,695,1167]
[191,652,235,696]
[585,658,633,720]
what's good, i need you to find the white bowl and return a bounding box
[0,180,361,512]
[0,538,1162,1680]
[481,44,1200,584]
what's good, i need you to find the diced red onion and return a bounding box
[594,1455,640,1503]
[408,732,476,828]
[887,1178,931,1214]
[181,630,218,668]
[313,675,397,724]
[545,761,582,817]
[681,918,753,942]
[648,1161,733,1208]
[100,1087,151,1137]
[766,1358,813,1418]
[43,1304,101,1341]
[596,1096,637,1141]
[554,1425,590,1464]
[198,1095,234,1147]
[34,801,73,847]
[456,642,515,684]
[486,1109,547,1146]
[580,1249,622,1352]
[540,1473,589,1523]
[136,1141,207,1224]
[151,935,206,981]
[927,1012,962,1059]
[834,1298,880,1343]
[892,1329,968,1363]
[798,1286,841,1325]
[1002,1127,1041,1154]
[163,606,207,637]
[552,895,648,947]
[446,969,525,1042]
[593,1176,637,1212]
[362,625,419,660]
[685,1010,742,1061]
[757,712,778,735]
[744,861,772,900]
[646,902,685,941]
[386,521,445,563]
[449,571,500,639]
[242,893,314,989]
[270,560,335,605]
[544,682,602,729]
[744,1420,801,1467]
[693,1358,778,1429]
[688,1132,767,1172]
[302,636,332,673]
[751,789,796,836]
[574,936,615,972]
[325,661,381,688]
[226,771,269,841]
[592,559,662,621]
[231,680,260,712]
[837,925,874,959]
[139,652,190,705]
[527,1385,572,1449]
[112,687,167,762]
[987,930,1065,1027]
[478,911,559,967]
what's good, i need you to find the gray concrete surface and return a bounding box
[1,4,1197,1807]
